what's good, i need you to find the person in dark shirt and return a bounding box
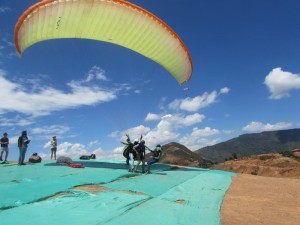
[17,130,31,165]
[121,134,133,165]
[145,144,162,174]
[122,135,139,172]
[0,132,9,162]
[133,140,148,173]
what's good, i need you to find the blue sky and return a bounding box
[1,0,300,161]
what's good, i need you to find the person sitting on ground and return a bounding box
[145,144,162,174]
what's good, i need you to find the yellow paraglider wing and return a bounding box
[14,0,193,84]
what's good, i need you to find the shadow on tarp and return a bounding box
[44,160,129,170]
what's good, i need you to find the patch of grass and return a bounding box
[259,155,275,160]
[280,151,295,158]
[251,171,258,175]
[279,151,300,161]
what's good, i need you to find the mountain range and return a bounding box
[195,128,300,163]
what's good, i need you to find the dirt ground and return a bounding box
[221,174,300,225]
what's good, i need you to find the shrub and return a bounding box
[199,161,210,168]
[232,153,238,159]
[259,155,274,160]
[279,151,295,158]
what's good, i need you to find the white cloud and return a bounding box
[0,7,10,13]
[126,125,151,137]
[157,113,205,130]
[87,140,101,149]
[0,37,16,61]
[264,67,300,99]
[169,87,229,112]
[7,136,19,145]
[113,113,204,150]
[181,137,221,151]
[32,125,71,143]
[54,142,90,159]
[192,127,220,137]
[86,66,108,82]
[42,141,106,160]
[111,146,126,160]
[179,127,220,150]
[0,116,34,127]
[177,113,205,127]
[145,113,161,121]
[220,87,230,94]
[143,127,179,148]
[242,121,292,132]
[91,148,106,159]
[0,70,117,117]
[158,97,168,111]
[222,129,234,134]
[32,125,70,136]
[142,113,205,148]
[111,125,151,145]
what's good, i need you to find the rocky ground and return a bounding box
[212,152,300,177]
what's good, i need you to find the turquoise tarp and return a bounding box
[0,160,236,225]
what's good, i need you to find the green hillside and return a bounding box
[195,128,300,163]
[158,142,212,167]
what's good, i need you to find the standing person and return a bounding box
[0,132,9,163]
[145,144,162,174]
[127,138,138,172]
[122,134,132,165]
[133,140,147,173]
[17,130,30,165]
[50,135,57,160]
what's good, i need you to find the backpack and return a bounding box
[57,156,72,164]
[79,154,96,160]
[80,155,90,160]
[123,145,130,158]
[29,154,42,163]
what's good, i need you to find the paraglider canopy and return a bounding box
[14,0,193,85]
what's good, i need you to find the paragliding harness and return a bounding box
[79,154,96,160]
[148,146,162,164]
[134,142,147,161]
[122,142,136,159]
[28,153,42,163]
[153,147,162,160]
[122,134,142,161]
